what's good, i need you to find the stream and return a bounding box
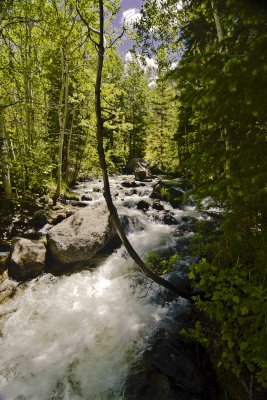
[0,176,209,400]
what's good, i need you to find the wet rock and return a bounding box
[120,215,130,231]
[52,214,66,225]
[124,367,176,400]
[150,180,185,207]
[137,200,150,212]
[163,271,193,303]
[143,338,205,394]
[121,180,137,188]
[31,210,49,229]
[8,237,46,281]
[62,192,80,201]
[0,279,18,303]
[163,213,178,225]
[47,201,117,265]
[81,195,92,201]
[134,168,148,181]
[68,200,87,207]
[152,201,164,211]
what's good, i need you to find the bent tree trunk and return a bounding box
[81,0,193,300]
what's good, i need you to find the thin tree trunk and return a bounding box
[211,0,230,177]
[65,107,75,184]
[23,19,34,148]
[211,0,224,43]
[94,0,193,300]
[0,111,12,203]
[54,48,69,203]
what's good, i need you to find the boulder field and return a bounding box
[7,201,117,281]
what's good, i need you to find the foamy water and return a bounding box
[0,225,176,399]
[0,176,199,399]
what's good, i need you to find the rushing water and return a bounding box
[0,176,203,400]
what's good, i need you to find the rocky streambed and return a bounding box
[0,175,220,399]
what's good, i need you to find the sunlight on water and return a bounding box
[0,176,199,399]
[0,223,175,400]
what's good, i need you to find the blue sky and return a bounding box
[114,0,143,55]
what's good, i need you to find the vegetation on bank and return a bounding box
[0,0,267,398]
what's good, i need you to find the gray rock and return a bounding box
[125,158,149,174]
[47,201,116,265]
[8,238,46,281]
[134,168,148,181]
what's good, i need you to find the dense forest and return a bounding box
[0,0,267,398]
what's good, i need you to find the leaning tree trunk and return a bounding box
[93,0,193,301]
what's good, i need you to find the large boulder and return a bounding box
[134,168,148,181]
[47,201,117,265]
[8,237,46,281]
[125,158,149,174]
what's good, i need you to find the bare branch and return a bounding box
[0,100,21,110]
[75,0,99,47]
[106,25,126,49]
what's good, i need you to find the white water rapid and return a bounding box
[0,176,203,400]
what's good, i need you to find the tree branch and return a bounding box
[75,0,99,47]
[106,25,126,49]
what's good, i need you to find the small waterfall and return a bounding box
[0,176,203,400]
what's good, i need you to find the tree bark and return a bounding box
[54,47,69,203]
[211,0,231,177]
[0,111,12,203]
[93,0,193,301]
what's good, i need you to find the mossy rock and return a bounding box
[150,180,186,207]
[62,191,80,201]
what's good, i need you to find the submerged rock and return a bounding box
[47,201,117,265]
[8,237,46,281]
[152,201,164,211]
[137,200,150,212]
[162,213,178,225]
